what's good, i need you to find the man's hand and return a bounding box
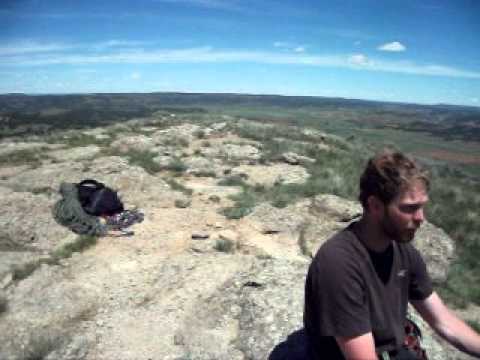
[412,291,480,358]
[336,332,378,360]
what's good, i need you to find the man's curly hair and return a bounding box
[359,150,429,209]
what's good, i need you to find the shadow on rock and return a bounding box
[268,328,310,360]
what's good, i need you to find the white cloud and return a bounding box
[130,72,141,80]
[154,0,243,11]
[273,41,288,48]
[0,39,155,57]
[0,42,72,56]
[2,45,480,79]
[93,40,152,50]
[273,41,307,53]
[348,54,371,66]
[377,41,406,52]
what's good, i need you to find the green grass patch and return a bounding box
[12,260,42,281]
[164,157,188,174]
[214,238,236,253]
[0,148,43,168]
[63,133,111,148]
[425,165,480,306]
[31,186,53,195]
[163,136,190,148]
[12,235,98,281]
[51,235,97,261]
[193,170,217,178]
[174,198,192,208]
[0,293,7,314]
[123,149,163,174]
[218,174,248,187]
[165,178,193,195]
[467,320,480,333]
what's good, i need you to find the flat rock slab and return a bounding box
[231,164,309,186]
[47,145,101,162]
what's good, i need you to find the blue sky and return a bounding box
[1,0,479,106]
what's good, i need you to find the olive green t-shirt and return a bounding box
[304,223,433,359]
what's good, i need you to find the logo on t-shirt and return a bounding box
[397,269,407,278]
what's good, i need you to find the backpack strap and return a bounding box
[78,179,105,190]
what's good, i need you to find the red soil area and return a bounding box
[417,150,480,165]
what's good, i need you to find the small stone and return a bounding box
[173,333,185,345]
[1,273,13,289]
[218,229,240,242]
[192,232,210,240]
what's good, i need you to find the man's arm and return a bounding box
[411,291,480,358]
[336,332,378,360]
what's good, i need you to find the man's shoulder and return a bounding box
[318,225,359,253]
[312,225,365,266]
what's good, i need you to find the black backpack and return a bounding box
[76,179,124,217]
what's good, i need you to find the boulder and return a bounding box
[230,164,309,187]
[47,145,101,162]
[414,222,455,284]
[0,264,100,360]
[110,135,155,153]
[220,143,261,162]
[0,186,76,253]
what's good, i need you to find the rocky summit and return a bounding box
[0,115,471,359]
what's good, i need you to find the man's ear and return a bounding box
[367,196,385,219]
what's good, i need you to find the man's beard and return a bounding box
[381,211,416,243]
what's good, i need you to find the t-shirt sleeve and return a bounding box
[308,245,371,338]
[408,246,433,301]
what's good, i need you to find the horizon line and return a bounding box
[0,90,479,109]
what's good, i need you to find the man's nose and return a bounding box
[413,208,425,223]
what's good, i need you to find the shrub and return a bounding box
[163,136,189,148]
[12,235,98,281]
[12,260,40,281]
[0,149,42,167]
[22,331,64,360]
[218,175,247,187]
[31,186,52,195]
[165,178,193,195]
[209,195,221,203]
[221,206,252,219]
[214,238,236,253]
[194,129,206,139]
[0,293,8,314]
[425,167,480,306]
[220,190,256,219]
[64,133,110,147]
[467,320,480,333]
[174,198,191,208]
[164,157,188,174]
[124,149,163,174]
[51,235,97,261]
[193,170,217,178]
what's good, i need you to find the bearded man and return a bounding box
[304,150,480,359]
